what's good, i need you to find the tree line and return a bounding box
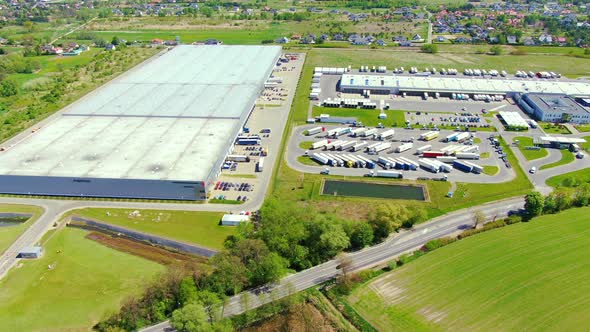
[524,184,590,218]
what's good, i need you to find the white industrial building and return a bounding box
[0,45,282,200]
[339,73,590,97]
[517,93,590,124]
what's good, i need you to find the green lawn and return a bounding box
[546,168,590,188]
[0,204,43,255]
[512,136,548,160]
[299,141,314,150]
[540,122,571,135]
[575,124,590,133]
[0,228,164,331]
[297,155,322,166]
[347,207,590,331]
[312,107,406,127]
[473,137,481,144]
[71,208,235,250]
[539,149,575,170]
[480,152,490,159]
[482,165,499,176]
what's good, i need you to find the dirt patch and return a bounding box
[85,232,208,267]
[417,307,447,323]
[240,302,338,332]
[307,200,371,221]
[369,279,407,305]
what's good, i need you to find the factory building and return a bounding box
[338,74,590,97]
[517,93,590,124]
[0,45,282,200]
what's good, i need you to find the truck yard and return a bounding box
[291,124,510,183]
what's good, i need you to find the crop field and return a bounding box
[0,228,164,331]
[0,204,43,254]
[71,208,235,250]
[346,207,590,331]
[513,136,547,160]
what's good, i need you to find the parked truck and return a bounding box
[306,126,323,136]
[226,154,250,162]
[453,160,474,172]
[423,151,445,158]
[378,129,395,140]
[362,128,378,137]
[445,133,460,142]
[374,170,403,178]
[455,132,471,143]
[372,142,392,153]
[351,127,367,137]
[311,153,329,165]
[351,141,368,152]
[463,161,483,174]
[456,152,480,160]
[312,139,329,150]
[416,145,432,154]
[396,142,413,153]
[436,156,457,163]
[339,141,356,151]
[378,156,394,169]
[256,157,265,172]
[420,131,439,141]
[418,159,440,173]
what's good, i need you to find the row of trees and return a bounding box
[98,199,427,330]
[524,184,590,218]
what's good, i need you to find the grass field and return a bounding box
[299,141,314,150]
[540,123,571,135]
[575,124,590,133]
[482,165,499,176]
[0,228,164,331]
[0,204,43,255]
[312,107,406,127]
[513,136,547,160]
[480,152,490,159]
[346,207,590,331]
[71,208,235,250]
[540,149,575,170]
[546,167,590,187]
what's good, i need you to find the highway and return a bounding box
[140,196,524,331]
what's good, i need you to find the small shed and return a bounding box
[19,246,43,259]
[221,214,250,226]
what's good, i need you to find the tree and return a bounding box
[0,79,18,97]
[171,302,211,332]
[350,222,374,249]
[209,253,247,295]
[178,277,198,306]
[111,36,120,46]
[473,210,486,229]
[524,191,544,217]
[195,290,223,322]
[489,45,503,55]
[421,44,438,54]
[368,204,408,242]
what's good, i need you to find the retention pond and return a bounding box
[321,180,426,201]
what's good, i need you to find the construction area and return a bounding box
[0,45,282,200]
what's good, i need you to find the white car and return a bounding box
[529,166,537,174]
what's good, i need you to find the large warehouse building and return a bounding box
[0,45,282,200]
[517,93,590,124]
[338,73,590,97]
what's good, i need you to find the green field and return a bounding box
[347,207,590,331]
[299,141,314,150]
[540,149,575,170]
[482,165,499,176]
[71,208,235,250]
[513,136,547,160]
[480,152,490,159]
[0,204,43,254]
[312,107,406,127]
[0,228,164,331]
[546,167,590,188]
[540,122,572,135]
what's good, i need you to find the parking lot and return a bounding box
[209,53,305,203]
[288,124,515,183]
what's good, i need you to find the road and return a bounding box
[141,196,524,331]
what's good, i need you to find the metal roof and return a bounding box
[499,111,529,128]
[540,136,586,144]
[0,45,281,182]
[340,74,590,96]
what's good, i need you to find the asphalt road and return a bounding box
[140,196,524,332]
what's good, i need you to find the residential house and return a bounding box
[507,35,518,45]
[412,34,424,42]
[436,36,447,42]
[332,33,345,41]
[275,37,289,44]
[398,40,412,47]
[375,39,386,46]
[539,33,553,44]
[556,36,567,46]
[522,37,535,46]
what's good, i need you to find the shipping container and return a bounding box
[312,139,329,150]
[379,129,395,140]
[396,142,413,153]
[453,160,474,172]
[375,170,403,178]
[306,126,323,136]
[418,159,440,173]
[227,154,250,162]
[456,152,480,160]
[422,151,445,158]
[416,145,432,154]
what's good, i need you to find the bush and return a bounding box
[421,44,438,54]
[489,45,503,55]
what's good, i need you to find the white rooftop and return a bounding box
[499,111,529,128]
[341,74,590,96]
[0,45,281,181]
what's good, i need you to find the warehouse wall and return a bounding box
[0,175,205,201]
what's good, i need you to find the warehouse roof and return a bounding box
[0,45,281,181]
[340,74,590,96]
[540,136,586,144]
[524,93,590,115]
[499,111,529,128]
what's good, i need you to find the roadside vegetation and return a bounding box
[345,207,590,331]
[512,136,547,160]
[0,204,42,254]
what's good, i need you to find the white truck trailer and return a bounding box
[375,170,403,178]
[377,156,394,169]
[339,141,356,151]
[311,153,329,165]
[418,159,440,173]
[256,157,265,172]
[416,145,432,154]
[455,132,472,143]
[312,139,329,150]
[463,160,483,174]
[306,126,323,136]
[351,141,368,152]
[227,154,250,162]
[373,142,392,153]
[362,128,378,137]
[396,142,413,153]
[378,129,395,140]
[456,152,480,160]
[351,127,367,137]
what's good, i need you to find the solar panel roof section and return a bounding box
[0,45,282,182]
